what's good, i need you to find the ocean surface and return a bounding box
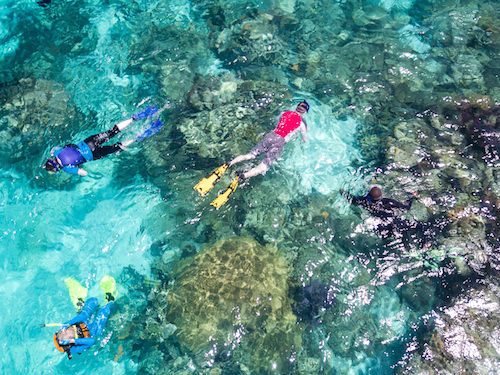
[0,0,498,374]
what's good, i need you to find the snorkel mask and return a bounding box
[296,100,310,113]
[45,158,60,174]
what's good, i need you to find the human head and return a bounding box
[295,100,309,115]
[367,186,382,202]
[44,158,60,174]
[53,326,76,357]
[56,326,76,341]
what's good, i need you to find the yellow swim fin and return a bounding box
[194,163,228,196]
[100,275,117,303]
[64,277,88,311]
[210,175,240,209]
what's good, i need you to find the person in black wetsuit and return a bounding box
[341,186,416,219]
[340,185,420,239]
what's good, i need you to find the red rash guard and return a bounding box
[273,111,302,138]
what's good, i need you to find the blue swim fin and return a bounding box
[136,119,164,142]
[132,105,159,121]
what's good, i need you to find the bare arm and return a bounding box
[299,120,308,142]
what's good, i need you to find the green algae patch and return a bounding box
[165,237,300,372]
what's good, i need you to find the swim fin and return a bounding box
[194,163,228,196]
[64,277,88,312]
[100,275,117,303]
[136,119,164,142]
[210,175,240,209]
[132,105,158,121]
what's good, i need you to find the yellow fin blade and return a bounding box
[64,277,88,311]
[194,163,228,196]
[210,176,239,209]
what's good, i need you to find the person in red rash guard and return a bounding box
[229,100,310,180]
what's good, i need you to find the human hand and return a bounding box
[60,323,70,331]
[78,169,88,176]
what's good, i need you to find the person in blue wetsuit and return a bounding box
[53,297,114,359]
[44,106,158,176]
[53,277,117,360]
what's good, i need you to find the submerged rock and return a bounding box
[400,282,500,375]
[158,237,300,372]
[291,279,335,325]
[458,102,500,167]
[178,78,292,159]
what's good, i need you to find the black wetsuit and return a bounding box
[344,192,418,237]
[349,195,414,219]
[84,125,123,160]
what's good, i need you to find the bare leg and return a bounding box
[241,161,270,179]
[116,118,133,131]
[119,139,135,149]
[229,153,255,167]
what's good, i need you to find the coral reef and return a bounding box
[0,77,80,175]
[144,237,300,373]
[400,282,500,375]
[178,75,293,159]
[291,279,335,325]
[458,102,499,167]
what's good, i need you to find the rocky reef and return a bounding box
[400,280,500,375]
[0,77,81,178]
[139,237,300,374]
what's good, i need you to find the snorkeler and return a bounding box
[50,276,117,359]
[194,100,310,208]
[340,185,423,237]
[340,186,417,220]
[44,106,161,176]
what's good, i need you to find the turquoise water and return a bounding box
[1,0,499,374]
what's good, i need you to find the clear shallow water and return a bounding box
[0,0,498,374]
[0,167,159,373]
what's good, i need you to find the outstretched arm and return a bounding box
[228,153,256,167]
[69,337,95,354]
[299,120,308,142]
[383,196,414,211]
[339,190,366,207]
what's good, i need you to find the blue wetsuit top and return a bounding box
[54,142,93,175]
[68,337,95,354]
[63,310,96,354]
